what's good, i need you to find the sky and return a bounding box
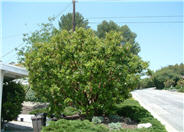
[0,0,183,71]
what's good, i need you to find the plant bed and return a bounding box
[91,115,138,130]
[41,99,167,132]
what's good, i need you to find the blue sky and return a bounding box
[0,0,183,71]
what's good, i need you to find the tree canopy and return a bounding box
[139,63,184,89]
[59,12,89,31]
[153,63,184,89]
[18,14,141,62]
[97,20,140,54]
[17,13,149,116]
[24,28,148,117]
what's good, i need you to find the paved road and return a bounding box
[131,88,184,132]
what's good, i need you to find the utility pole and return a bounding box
[72,0,76,32]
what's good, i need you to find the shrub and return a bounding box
[164,79,175,88]
[41,119,109,132]
[109,115,122,122]
[175,79,184,92]
[29,108,47,115]
[25,28,148,118]
[178,87,184,92]
[42,99,167,132]
[176,79,184,89]
[138,78,155,89]
[92,116,104,124]
[30,106,79,117]
[114,99,167,132]
[2,80,25,125]
[63,106,80,116]
[153,64,183,89]
[108,122,122,130]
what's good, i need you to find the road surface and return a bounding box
[131,88,184,132]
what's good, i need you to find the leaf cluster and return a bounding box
[2,80,25,125]
[25,28,148,117]
[153,63,184,89]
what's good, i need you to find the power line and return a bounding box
[2,43,25,58]
[2,14,182,39]
[1,3,72,40]
[87,15,183,19]
[1,34,24,40]
[55,2,73,19]
[89,21,184,24]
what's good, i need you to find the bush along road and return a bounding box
[38,99,167,132]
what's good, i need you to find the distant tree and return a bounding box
[138,77,155,89]
[97,20,140,54]
[59,12,89,31]
[164,79,175,88]
[97,21,119,38]
[176,79,184,90]
[153,64,184,89]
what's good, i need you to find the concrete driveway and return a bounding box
[131,88,184,132]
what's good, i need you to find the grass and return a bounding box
[177,87,184,92]
[41,98,167,132]
[113,99,167,132]
[163,87,184,93]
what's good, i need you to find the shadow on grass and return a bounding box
[113,101,167,132]
[115,105,151,122]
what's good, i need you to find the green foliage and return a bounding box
[116,99,152,122]
[176,79,184,89]
[153,64,184,89]
[24,85,37,102]
[97,21,140,54]
[17,17,58,63]
[97,21,120,38]
[108,122,122,130]
[138,78,155,89]
[175,79,184,92]
[59,12,89,31]
[178,87,184,92]
[164,79,175,88]
[63,106,80,116]
[92,116,104,124]
[41,119,109,132]
[24,28,148,118]
[109,115,122,122]
[29,108,47,115]
[114,99,167,132]
[30,106,79,116]
[42,99,167,132]
[2,80,25,124]
[24,85,45,102]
